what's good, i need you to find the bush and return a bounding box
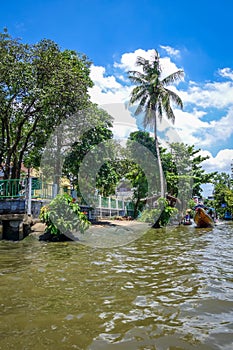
[39,194,90,237]
[140,197,178,227]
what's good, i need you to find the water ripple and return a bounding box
[0,223,233,349]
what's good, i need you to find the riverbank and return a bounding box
[77,219,151,247]
[30,218,151,246]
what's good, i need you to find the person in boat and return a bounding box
[185,210,191,222]
[181,209,192,225]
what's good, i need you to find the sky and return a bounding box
[1,0,233,195]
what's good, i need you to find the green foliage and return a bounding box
[39,194,90,236]
[140,197,178,227]
[119,133,216,220]
[96,161,120,197]
[0,29,93,179]
[129,131,156,155]
[123,131,160,217]
[125,164,148,218]
[63,105,115,197]
[188,199,197,210]
[162,143,216,203]
[212,173,233,217]
[128,51,184,197]
[213,172,232,188]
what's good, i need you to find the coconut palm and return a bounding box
[128,50,184,197]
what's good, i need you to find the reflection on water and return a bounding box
[0,223,233,349]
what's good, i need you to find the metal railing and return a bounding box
[0,178,133,216]
[0,179,25,198]
[0,179,71,199]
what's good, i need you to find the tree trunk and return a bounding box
[133,196,140,218]
[54,132,63,193]
[154,112,165,198]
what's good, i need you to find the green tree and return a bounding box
[0,29,93,179]
[139,197,178,227]
[125,162,148,218]
[213,172,232,188]
[166,143,216,198]
[63,106,116,198]
[128,51,184,197]
[124,131,157,217]
[212,172,233,217]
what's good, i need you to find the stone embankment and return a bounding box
[30,219,46,237]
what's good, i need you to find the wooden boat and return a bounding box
[194,207,215,228]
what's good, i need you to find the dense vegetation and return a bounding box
[0,29,93,179]
[1,30,232,230]
[205,172,233,219]
[39,194,90,240]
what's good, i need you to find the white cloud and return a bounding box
[113,49,157,71]
[201,149,233,174]
[218,67,233,80]
[169,108,233,149]
[113,48,183,79]
[99,103,138,139]
[164,108,209,146]
[88,65,131,104]
[101,103,136,125]
[89,84,130,105]
[181,81,233,109]
[89,48,183,105]
[160,57,184,80]
[89,65,121,90]
[202,110,233,146]
[160,45,180,57]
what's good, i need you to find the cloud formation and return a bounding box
[160,45,181,57]
[201,149,233,173]
[88,47,233,177]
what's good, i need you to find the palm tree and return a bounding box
[128,50,184,197]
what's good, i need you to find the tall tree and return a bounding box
[212,172,233,217]
[165,143,216,197]
[125,131,157,217]
[128,50,184,197]
[63,105,115,198]
[0,29,93,179]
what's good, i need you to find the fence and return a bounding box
[0,179,28,198]
[0,178,70,199]
[0,178,134,217]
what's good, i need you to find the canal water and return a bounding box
[0,222,233,349]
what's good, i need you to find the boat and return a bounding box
[182,219,192,225]
[194,207,215,228]
[182,209,192,225]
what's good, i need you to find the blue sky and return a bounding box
[2,0,233,82]
[1,0,233,183]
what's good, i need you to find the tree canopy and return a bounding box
[0,29,93,179]
[211,172,233,217]
[63,105,115,198]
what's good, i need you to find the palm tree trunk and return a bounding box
[154,112,165,197]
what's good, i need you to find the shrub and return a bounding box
[39,194,90,236]
[140,197,178,227]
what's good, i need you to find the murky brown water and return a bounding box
[0,222,233,349]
